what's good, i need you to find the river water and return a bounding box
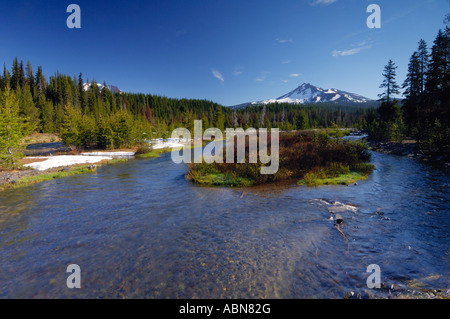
[0,150,448,298]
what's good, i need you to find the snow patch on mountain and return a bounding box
[83,82,123,94]
[236,83,374,108]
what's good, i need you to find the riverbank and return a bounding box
[367,138,450,170]
[368,139,421,157]
[0,158,130,192]
[0,133,192,192]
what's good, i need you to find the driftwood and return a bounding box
[334,224,347,240]
[333,214,347,240]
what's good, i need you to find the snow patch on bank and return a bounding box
[150,138,189,149]
[81,151,135,157]
[24,155,113,171]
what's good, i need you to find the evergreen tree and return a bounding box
[26,61,35,96]
[402,51,421,129]
[295,109,309,130]
[378,60,400,103]
[78,73,87,112]
[0,86,25,168]
[425,28,449,116]
[18,60,26,89]
[18,86,40,133]
[35,66,47,98]
[214,107,225,131]
[39,97,56,133]
[61,104,83,147]
[2,64,11,90]
[417,39,429,94]
[10,58,20,91]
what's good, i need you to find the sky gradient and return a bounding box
[1,0,448,106]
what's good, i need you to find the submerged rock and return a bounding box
[334,214,344,225]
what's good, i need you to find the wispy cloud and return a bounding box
[233,67,243,76]
[310,0,337,6]
[282,80,289,83]
[332,45,371,57]
[256,72,270,82]
[211,68,224,83]
[290,73,300,77]
[275,38,293,44]
[282,60,291,64]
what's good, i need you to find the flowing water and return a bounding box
[0,151,448,298]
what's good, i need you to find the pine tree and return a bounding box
[39,97,55,133]
[378,59,400,103]
[18,86,40,133]
[78,73,87,112]
[426,28,449,109]
[295,109,309,130]
[18,60,26,89]
[417,39,429,94]
[10,58,20,91]
[0,86,25,169]
[214,107,225,131]
[61,104,83,147]
[35,66,47,98]
[26,61,35,96]
[2,64,10,90]
[402,51,421,130]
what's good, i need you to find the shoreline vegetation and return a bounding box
[2,126,447,192]
[0,133,187,192]
[187,129,375,187]
[1,129,375,191]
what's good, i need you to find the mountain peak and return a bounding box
[83,82,123,94]
[264,83,373,106]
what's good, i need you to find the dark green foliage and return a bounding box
[188,131,373,186]
[366,25,449,159]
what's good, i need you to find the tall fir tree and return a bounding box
[378,59,400,103]
[25,60,35,96]
[10,58,20,91]
[402,51,421,129]
[417,39,429,94]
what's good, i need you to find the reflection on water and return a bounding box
[0,151,448,298]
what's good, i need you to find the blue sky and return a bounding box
[1,0,448,105]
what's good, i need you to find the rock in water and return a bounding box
[335,214,344,225]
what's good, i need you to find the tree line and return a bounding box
[365,24,449,159]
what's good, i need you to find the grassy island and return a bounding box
[187,130,374,187]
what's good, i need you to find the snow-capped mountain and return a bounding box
[83,82,123,94]
[232,83,374,108]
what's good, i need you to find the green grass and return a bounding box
[103,158,129,164]
[136,144,194,159]
[187,169,253,187]
[0,165,96,192]
[135,149,170,159]
[298,163,375,187]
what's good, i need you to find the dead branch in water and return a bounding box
[334,224,347,241]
